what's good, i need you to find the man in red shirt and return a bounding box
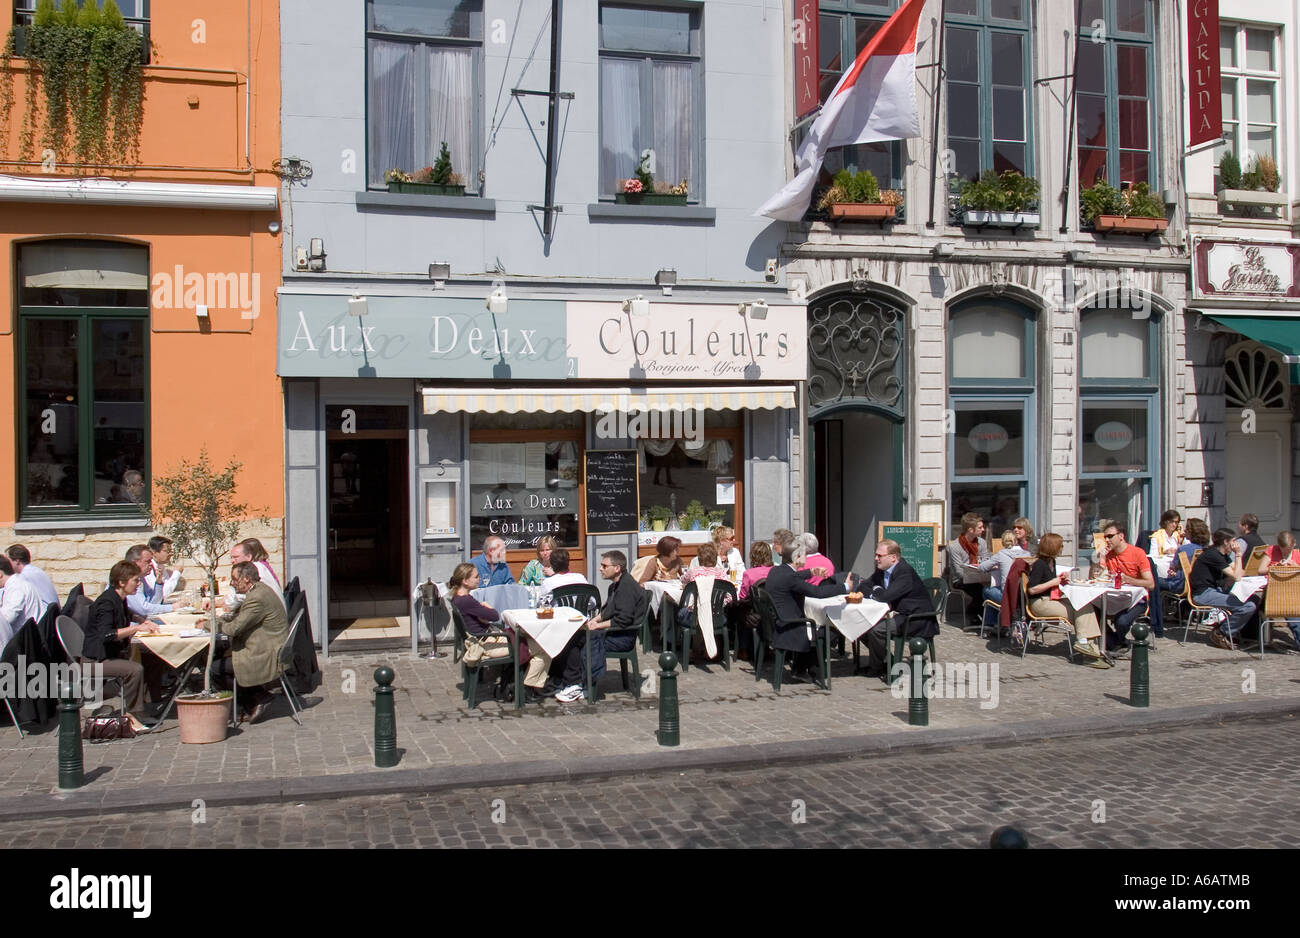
[1101,521,1155,655]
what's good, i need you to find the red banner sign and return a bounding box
[1187,0,1222,149]
[794,0,819,119]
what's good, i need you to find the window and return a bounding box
[14,0,148,31]
[638,411,742,554]
[1075,0,1155,193]
[815,1,903,190]
[947,298,1035,542]
[598,4,702,200]
[1217,23,1281,185]
[944,0,1032,183]
[1078,303,1160,555]
[366,0,482,190]
[17,241,149,517]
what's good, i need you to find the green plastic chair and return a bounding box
[581,585,647,701]
[450,605,522,710]
[751,583,830,692]
[677,578,736,671]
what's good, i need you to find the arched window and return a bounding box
[947,296,1036,541]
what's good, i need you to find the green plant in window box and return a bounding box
[615,151,688,205]
[684,499,707,531]
[1081,178,1167,235]
[957,170,1041,228]
[0,0,148,167]
[1217,152,1285,214]
[1217,151,1241,190]
[648,504,672,532]
[706,509,726,529]
[385,143,467,195]
[817,168,899,222]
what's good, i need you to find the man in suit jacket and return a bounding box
[864,539,937,678]
[211,562,290,724]
[763,529,856,684]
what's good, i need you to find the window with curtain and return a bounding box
[366,0,482,190]
[17,241,150,517]
[1216,22,1281,188]
[1074,0,1155,193]
[944,0,1032,184]
[947,297,1035,542]
[598,4,702,200]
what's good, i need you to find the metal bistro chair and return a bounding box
[234,606,308,725]
[450,605,522,711]
[751,583,829,693]
[55,614,126,718]
[1179,550,1228,647]
[884,593,939,680]
[1016,574,1075,661]
[677,578,736,672]
[1258,566,1300,658]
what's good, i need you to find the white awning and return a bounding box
[0,175,278,211]
[422,385,797,414]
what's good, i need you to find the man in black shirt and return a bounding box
[1235,513,1265,563]
[553,550,646,702]
[1190,527,1258,649]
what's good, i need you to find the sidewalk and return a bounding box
[2,625,1297,819]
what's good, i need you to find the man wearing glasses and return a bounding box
[552,551,647,703]
[1100,522,1155,657]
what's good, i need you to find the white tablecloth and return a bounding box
[802,595,891,642]
[472,584,533,612]
[644,580,683,615]
[501,607,587,659]
[1060,582,1148,616]
[1150,555,1174,579]
[1231,576,1267,602]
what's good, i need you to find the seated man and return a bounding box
[5,544,60,608]
[0,554,47,650]
[552,551,645,703]
[947,513,992,627]
[471,536,516,587]
[864,539,937,679]
[764,529,854,685]
[1100,522,1155,653]
[540,547,587,594]
[143,536,183,602]
[122,545,174,620]
[210,561,290,724]
[1192,528,1258,650]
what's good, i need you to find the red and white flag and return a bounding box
[757,0,926,221]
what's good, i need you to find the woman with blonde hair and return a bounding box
[690,525,746,575]
[519,535,557,586]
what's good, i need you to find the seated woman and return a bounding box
[795,532,835,585]
[1256,530,1300,646]
[1149,510,1184,559]
[978,530,1031,629]
[1162,517,1208,598]
[637,535,683,585]
[1024,533,1107,667]
[689,525,746,576]
[448,562,549,703]
[1190,528,1258,650]
[1012,517,1037,553]
[683,543,727,583]
[734,541,774,660]
[85,561,153,732]
[519,536,557,587]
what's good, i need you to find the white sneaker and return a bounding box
[555,684,585,702]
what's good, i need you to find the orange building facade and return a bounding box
[0,1,283,598]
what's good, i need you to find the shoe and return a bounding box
[1208,629,1233,651]
[246,701,272,725]
[1073,641,1103,660]
[525,688,549,704]
[554,684,585,702]
[1086,658,1112,669]
[1107,643,1130,659]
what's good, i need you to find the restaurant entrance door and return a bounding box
[325,406,409,634]
[813,411,902,574]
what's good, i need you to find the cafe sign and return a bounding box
[1193,239,1300,300]
[967,423,1008,454]
[1094,421,1133,451]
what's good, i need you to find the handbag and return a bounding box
[82,715,136,741]
[463,632,511,666]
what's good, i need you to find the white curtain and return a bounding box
[427,46,473,181]
[369,40,416,186]
[600,57,643,193]
[368,40,473,188]
[652,61,694,194]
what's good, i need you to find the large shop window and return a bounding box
[1074,0,1155,194]
[944,0,1032,184]
[814,1,904,191]
[1216,22,1281,186]
[1078,305,1159,556]
[366,0,482,190]
[638,410,742,550]
[17,241,150,518]
[598,3,702,200]
[947,298,1035,542]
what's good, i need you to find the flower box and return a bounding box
[1218,188,1289,210]
[615,192,688,205]
[827,202,897,222]
[961,209,1040,229]
[387,182,466,196]
[1091,214,1168,236]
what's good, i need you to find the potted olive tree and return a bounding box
[151,451,260,743]
[1080,179,1168,236]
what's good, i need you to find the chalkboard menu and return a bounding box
[584,450,640,535]
[877,521,940,578]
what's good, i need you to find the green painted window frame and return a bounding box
[17,306,151,521]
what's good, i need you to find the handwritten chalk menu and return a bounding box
[877,521,940,579]
[584,450,640,534]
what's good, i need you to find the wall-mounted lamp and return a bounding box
[195,304,209,319]
[348,294,369,317]
[738,299,769,320]
[655,267,677,296]
[486,283,508,314]
[267,220,281,235]
[308,238,327,271]
[932,243,954,258]
[428,261,451,290]
[622,295,650,318]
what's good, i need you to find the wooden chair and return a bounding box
[1017,574,1075,661]
[1244,545,1269,576]
[1179,549,1228,646]
[1259,566,1300,657]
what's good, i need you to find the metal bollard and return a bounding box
[657,651,679,747]
[907,637,929,727]
[58,680,84,791]
[1129,621,1150,708]
[989,825,1029,848]
[373,666,397,768]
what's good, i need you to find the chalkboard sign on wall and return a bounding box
[585,450,640,535]
[877,522,940,579]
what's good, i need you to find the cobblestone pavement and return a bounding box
[3,716,1297,847]
[2,623,1297,796]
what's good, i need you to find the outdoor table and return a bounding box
[1060,580,1149,640]
[130,611,214,728]
[1231,576,1267,602]
[803,595,891,643]
[472,583,532,612]
[501,606,587,660]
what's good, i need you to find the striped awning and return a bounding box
[421,385,797,414]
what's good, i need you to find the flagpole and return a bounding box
[925,0,948,230]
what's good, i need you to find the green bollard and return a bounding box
[657,651,679,747]
[373,666,398,768]
[58,680,84,791]
[1129,621,1150,708]
[989,825,1029,848]
[907,637,929,726]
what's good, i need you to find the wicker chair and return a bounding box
[1259,566,1300,658]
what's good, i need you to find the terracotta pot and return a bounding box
[176,694,232,744]
[1092,214,1168,235]
[827,202,897,222]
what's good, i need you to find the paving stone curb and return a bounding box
[5,695,1295,822]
